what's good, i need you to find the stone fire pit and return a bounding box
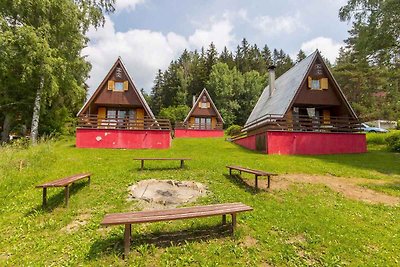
[128,179,208,209]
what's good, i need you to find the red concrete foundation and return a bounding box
[234,131,367,155]
[174,129,224,138]
[76,128,171,149]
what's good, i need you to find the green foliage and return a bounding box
[397,120,400,130]
[225,125,242,136]
[386,132,400,152]
[0,138,400,265]
[339,0,400,66]
[149,39,293,126]
[159,105,190,125]
[334,1,400,120]
[0,0,113,142]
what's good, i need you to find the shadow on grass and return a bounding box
[87,224,232,259]
[26,181,89,215]
[363,181,400,196]
[223,174,259,194]
[303,150,400,177]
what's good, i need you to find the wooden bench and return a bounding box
[35,173,91,208]
[226,165,277,190]
[101,202,253,258]
[133,158,191,170]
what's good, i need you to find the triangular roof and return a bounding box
[244,50,357,129]
[77,57,155,118]
[183,88,224,123]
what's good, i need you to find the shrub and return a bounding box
[396,120,400,130]
[159,105,190,125]
[367,132,388,145]
[226,125,242,136]
[386,132,400,152]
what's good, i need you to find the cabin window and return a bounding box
[106,109,135,119]
[107,109,117,119]
[114,82,124,91]
[311,80,320,90]
[308,76,328,90]
[194,117,211,129]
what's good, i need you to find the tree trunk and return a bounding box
[1,113,12,144]
[30,76,44,145]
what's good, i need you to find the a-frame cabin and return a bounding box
[175,88,224,138]
[76,57,171,149]
[235,50,366,155]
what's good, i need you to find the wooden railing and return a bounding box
[77,115,171,130]
[244,114,362,133]
[175,122,223,130]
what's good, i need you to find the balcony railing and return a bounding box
[175,121,223,130]
[244,114,362,133]
[77,115,171,130]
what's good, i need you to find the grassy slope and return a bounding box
[0,137,399,266]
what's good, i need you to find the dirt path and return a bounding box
[245,174,399,206]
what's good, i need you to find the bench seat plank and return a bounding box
[226,165,277,190]
[133,158,191,160]
[102,203,252,225]
[36,173,91,188]
[101,202,253,258]
[35,172,91,208]
[226,165,276,176]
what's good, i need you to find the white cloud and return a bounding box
[300,37,344,63]
[83,14,237,94]
[188,19,235,51]
[83,16,188,94]
[253,13,308,36]
[114,0,145,12]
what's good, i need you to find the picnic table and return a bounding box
[101,202,253,258]
[35,173,91,208]
[226,165,277,190]
[133,157,191,170]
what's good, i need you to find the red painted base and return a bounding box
[174,129,224,138]
[234,131,367,155]
[76,128,171,149]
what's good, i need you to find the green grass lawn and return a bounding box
[0,136,399,266]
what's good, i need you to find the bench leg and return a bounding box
[65,185,70,208]
[267,175,270,189]
[88,176,91,185]
[141,160,144,171]
[231,213,237,232]
[229,168,232,176]
[180,160,184,168]
[124,224,131,258]
[42,188,47,207]
[255,175,258,190]
[222,214,226,225]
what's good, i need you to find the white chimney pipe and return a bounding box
[192,95,196,106]
[268,65,276,98]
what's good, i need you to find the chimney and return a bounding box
[268,65,276,97]
[192,95,196,106]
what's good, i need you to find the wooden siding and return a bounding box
[191,94,219,118]
[290,57,353,118]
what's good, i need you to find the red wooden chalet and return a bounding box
[234,50,366,155]
[76,57,171,149]
[175,88,224,138]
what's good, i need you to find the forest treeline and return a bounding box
[148,40,301,126]
[0,0,399,143]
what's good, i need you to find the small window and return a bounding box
[114,82,124,91]
[200,102,208,108]
[311,80,320,90]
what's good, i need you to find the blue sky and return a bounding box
[83,0,351,94]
